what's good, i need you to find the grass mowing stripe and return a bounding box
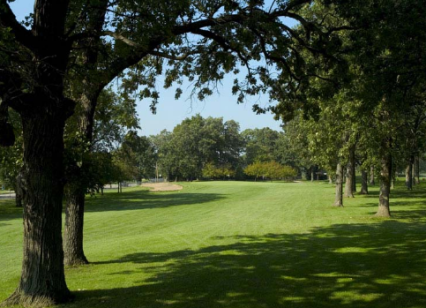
[0,181,426,307]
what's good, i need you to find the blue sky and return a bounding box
[10,1,297,136]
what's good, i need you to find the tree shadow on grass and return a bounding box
[85,190,225,213]
[0,199,22,223]
[353,183,426,211]
[68,220,426,308]
[0,190,224,222]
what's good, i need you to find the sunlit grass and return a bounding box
[1,180,425,307]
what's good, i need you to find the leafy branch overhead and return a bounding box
[0,0,345,118]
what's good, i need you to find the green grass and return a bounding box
[1,181,426,308]
[0,190,13,194]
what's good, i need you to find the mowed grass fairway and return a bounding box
[1,181,426,308]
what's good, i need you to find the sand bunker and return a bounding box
[141,182,183,192]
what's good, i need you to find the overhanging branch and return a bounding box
[0,0,36,51]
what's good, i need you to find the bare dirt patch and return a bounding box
[141,182,183,192]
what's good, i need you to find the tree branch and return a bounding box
[0,0,36,51]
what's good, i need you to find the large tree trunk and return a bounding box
[370,165,375,185]
[405,164,412,190]
[334,162,343,207]
[360,169,368,195]
[376,146,392,217]
[4,104,72,307]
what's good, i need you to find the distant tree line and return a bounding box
[112,114,300,182]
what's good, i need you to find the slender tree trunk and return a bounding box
[64,184,88,266]
[311,167,314,182]
[328,174,333,184]
[412,162,416,186]
[15,190,22,208]
[360,169,368,194]
[63,1,108,268]
[4,105,72,307]
[63,90,98,266]
[344,147,355,198]
[414,155,420,184]
[391,167,396,189]
[344,165,354,197]
[352,162,356,192]
[15,172,23,208]
[376,145,392,217]
[405,164,412,190]
[370,165,375,185]
[334,162,343,207]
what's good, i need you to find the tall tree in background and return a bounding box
[242,128,280,164]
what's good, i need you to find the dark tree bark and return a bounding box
[15,171,23,208]
[391,167,396,189]
[334,162,343,207]
[360,169,368,194]
[0,0,74,304]
[352,163,357,192]
[15,191,22,208]
[376,143,392,217]
[64,180,88,266]
[3,100,73,306]
[370,165,375,185]
[63,92,96,266]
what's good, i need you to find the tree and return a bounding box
[114,132,157,181]
[244,161,266,181]
[150,130,176,181]
[329,0,426,216]
[242,128,280,165]
[244,161,296,181]
[0,0,366,304]
[202,162,235,180]
[152,115,243,181]
[281,119,316,180]
[63,88,139,266]
[272,0,426,216]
